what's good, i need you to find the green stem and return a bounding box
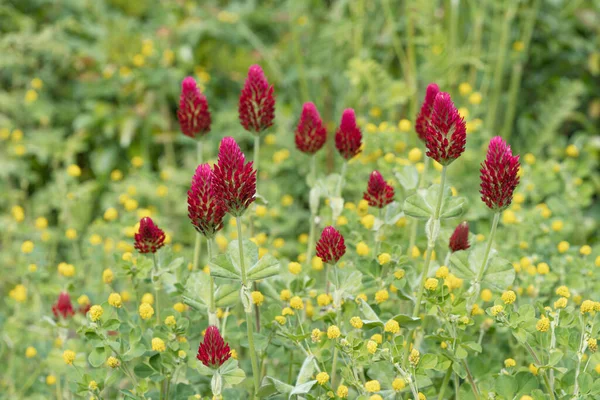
[207,238,215,317]
[573,315,586,397]
[306,213,316,267]
[407,158,430,257]
[331,345,339,388]
[375,207,383,257]
[253,136,260,193]
[335,161,348,197]
[462,360,480,400]
[474,212,500,285]
[152,253,160,324]
[236,217,260,399]
[437,365,452,400]
[523,341,556,400]
[193,233,202,271]
[412,166,447,318]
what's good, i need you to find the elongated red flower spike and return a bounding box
[212,137,257,217]
[238,64,275,135]
[449,222,470,252]
[363,170,395,208]
[197,326,231,368]
[52,292,75,319]
[316,226,346,264]
[425,92,467,165]
[335,108,362,160]
[177,77,211,138]
[188,164,226,238]
[480,136,520,211]
[295,102,327,154]
[415,83,440,142]
[134,217,166,254]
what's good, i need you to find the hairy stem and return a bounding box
[474,212,500,285]
[236,218,260,399]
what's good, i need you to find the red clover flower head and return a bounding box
[335,108,362,160]
[52,291,75,319]
[425,92,466,165]
[363,170,394,208]
[316,226,346,264]
[295,102,327,154]
[177,77,211,138]
[197,326,231,368]
[480,136,520,211]
[238,64,275,135]
[187,164,226,238]
[212,137,257,217]
[134,217,166,254]
[449,222,470,252]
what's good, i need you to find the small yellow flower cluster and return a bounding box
[504,358,516,368]
[290,296,304,310]
[350,316,363,329]
[554,297,568,309]
[556,286,570,298]
[367,340,378,354]
[315,371,329,385]
[102,269,114,284]
[275,316,286,325]
[536,316,550,332]
[436,266,449,279]
[365,380,380,393]
[490,305,504,316]
[424,278,438,291]
[164,316,176,327]
[63,350,76,365]
[25,347,37,358]
[327,325,341,339]
[152,338,166,352]
[375,289,389,304]
[89,305,103,322]
[588,338,598,353]
[384,319,400,334]
[392,377,406,391]
[9,284,27,302]
[317,293,331,307]
[336,384,349,398]
[139,303,155,320]
[108,293,122,308]
[106,356,120,368]
[580,300,597,314]
[502,290,516,305]
[409,348,420,366]
[311,329,322,343]
[57,262,76,277]
[251,291,264,306]
[377,253,391,265]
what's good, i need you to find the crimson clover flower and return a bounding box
[316,226,346,264]
[197,326,231,368]
[212,137,257,217]
[134,217,166,254]
[363,170,394,208]
[295,102,327,154]
[187,164,226,238]
[480,136,520,211]
[238,64,275,135]
[52,291,75,319]
[425,92,466,165]
[415,83,440,142]
[449,221,470,252]
[335,109,362,160]
[177,77,211,138]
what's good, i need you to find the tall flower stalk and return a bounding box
[473,136,520,294]
[404,91,466,367]
[295,102,327,267]
[212,137,260,398]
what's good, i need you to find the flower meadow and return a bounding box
[2,2,600,400]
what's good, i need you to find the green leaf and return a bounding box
[439,196,466,219]
[259,376,293,397]
[395,166,419,191]
[296,355,315,385]
[183,271,212,307]
[215,284,238,307]
[547,349,563,366]
[403,189,433,219]
[103,319,120,331]
[208,253,241,280]
[290,380,317,396]
[482,256,515,291]
[495,375,517,399]
[246,253,280,281]
[420,354,437,369]
[88,347,107,367]
[449,250,474,280]
[134,363,154,378]
[391,314,421,329]
[218,358,246,386]
[360,299,383,328]
[122,342,146,361]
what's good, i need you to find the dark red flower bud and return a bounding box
[134,217,166,254]
[52,292,75,319]
[363,170,394,208]
[238,64,275,135]
[295,102,327,154]
[415,83,440,142]
[316,226,346,264]
[449,222,470,252]
[335,109,362,160]
[425,92,466,165]
[197,326,231,368]
[480,136,520,211]
[212,137,257,217]
[177,77,211,138]
[188,164,226,238]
